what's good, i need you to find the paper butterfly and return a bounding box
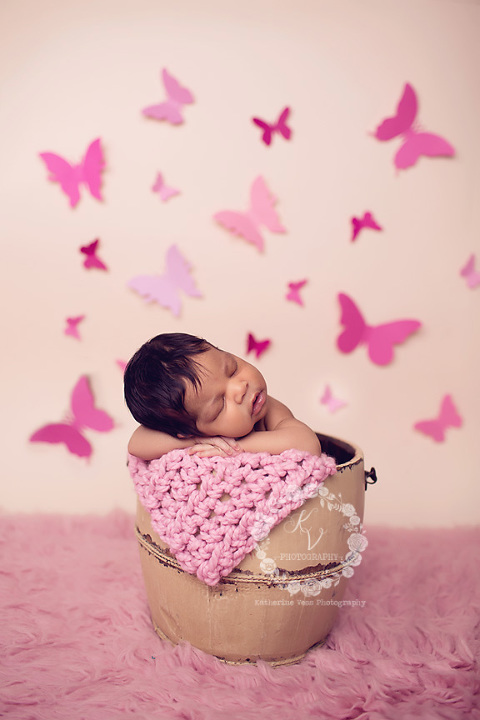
[460,254,480,289]
[286,279,307,306]
[151,172,180,202]
[351,212,383,242]
[373,83,455,170]
[252,107,292,146]
[142,68,194,125]
[246,332,271,359]
[213,176,285,252]
[29,375,114,458]
[128,244,202,317]
[64,316,85,340]
[39,138,105,207]
[116,360,127,373]
[337,293,422,366]
[413,394,462,443]
[80,239,108,270]
[320,385,347,413]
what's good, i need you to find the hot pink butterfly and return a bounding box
[337,293,422,366]
[39,138,105,207]
[351,211,383,242]
[29,375,114,458]
[128,244,202,317]
[320,384,347,413]
[373,83,455,170]
[286,279,307,306]
[252,106,292,146]
[142,68,194,125]
[460,254,480,289]
[414,394,462,442]
[151,172,180,202]
[64,315,85,340]
[80,238,108,270]
[246,332,271,359]
[213,176,285,252]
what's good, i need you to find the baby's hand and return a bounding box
[188,436,242,458]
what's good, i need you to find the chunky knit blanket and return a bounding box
[129,448,337,586]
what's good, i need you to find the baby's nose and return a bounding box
[232,378,248,403]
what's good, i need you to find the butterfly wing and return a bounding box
[366,320,421,366]
[164,245,202,299]
[249,176,286,234]
[286,280,307,306]
[29,423,92,457]
[81,138,104,201]
[374,83,417,140]
[252,117,273,146]
[276,106,292,139]
[214,210,265,252]
[142,102,183,124]
[414,394,462,442]
[337,293,366,354]
[39,152,80,207]
[70,376,114,432]
[162,68,194,104]
[395,132,455,170]
[247,333,271,358]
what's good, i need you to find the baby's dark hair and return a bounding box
[124,332,212,437]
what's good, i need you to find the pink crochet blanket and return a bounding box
[129,449,337,586]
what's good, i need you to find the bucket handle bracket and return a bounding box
[364,467,378,490]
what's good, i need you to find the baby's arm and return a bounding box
[128,426,241,461]
[237,396,322,456]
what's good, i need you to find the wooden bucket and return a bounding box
[135,433,373,666]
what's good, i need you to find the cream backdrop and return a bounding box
[1,0,479,526]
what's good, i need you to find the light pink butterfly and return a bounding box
[351,212,383,242]
[460,254,480,289]
[252,106,292,146]
[286,279,307,306]
[29,376,114,458]
[142,69,194,125]
[80,238,108,270]
[64,315,85,340]
[373,83,455,170]
[246,332,271,359]
[128,244,202,317]
[337,293,422,366]
[213,176,285,252]
[116,360,127,373]
[151,172,180,202]
[414,394,462,442]
[39,138,105,207]
[320,385,347,413]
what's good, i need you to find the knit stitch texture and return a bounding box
[129,448,337,586]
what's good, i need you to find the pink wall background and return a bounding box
[1,0,479,526]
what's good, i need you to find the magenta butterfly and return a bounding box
[252,106,292,146]
[373,83,455,170]
[80,238,108,270]
[128,244,202,317]
[286,279,307,306]
[246,332,271,359]
[39,138,105,207]
[151,172,180,202]
[337,293,422,366]
[29,376,114,458]
[320,385,347,413]
[414,394,462,442]
[213,176,285,252]
[64,315,85,340]
[460,254,480,289]
[142,69,194,125]
[351,211,382,242]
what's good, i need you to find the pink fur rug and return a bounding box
[0,512,478,720]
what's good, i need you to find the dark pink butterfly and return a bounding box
[373,83,455,170]
[39,138,105,207]
[337,293,422,366]
[128,244,202,317]
[414,394,462,442]
[247,332,271,359]
[252,106,292,146]
[213,176,285,252]
[64,315,85,340]
[80,239,108,270]
[29,376,114,458]
[351,212,382,242]
[142,69,194,125]
[151,172,180,202]
[286,279,307,306]
[460,254,480,289]
[320,385,347,413]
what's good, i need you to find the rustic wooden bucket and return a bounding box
[135,433,374,666]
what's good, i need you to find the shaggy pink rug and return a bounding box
[0,512,478,720]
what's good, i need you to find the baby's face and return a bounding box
[183,347,268,439]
